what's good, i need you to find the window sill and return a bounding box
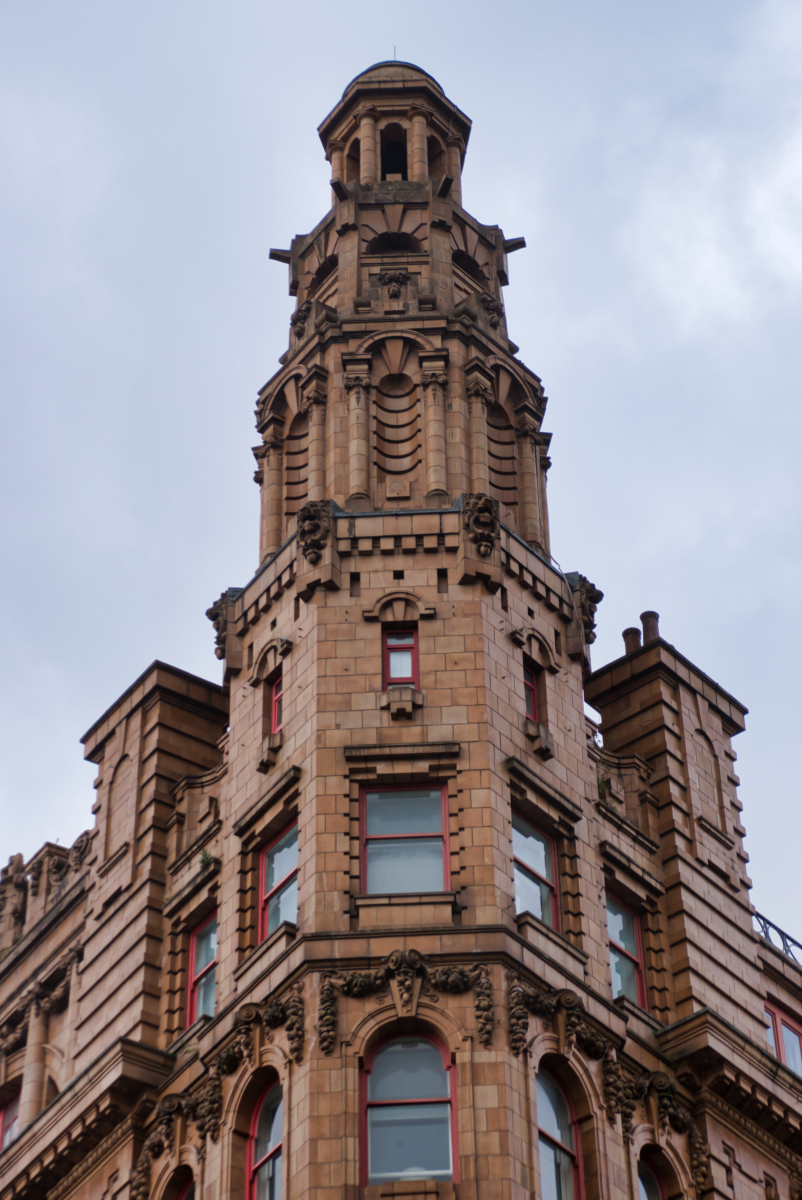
[234,920,298,982]
[380,687,424,719]
[355,892,460,929]
[364,1180,455,1199]
[516,911,588,976]
[524,719,554,760]
[257,732,283,774]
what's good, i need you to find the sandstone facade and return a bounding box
[2,60,799,1200]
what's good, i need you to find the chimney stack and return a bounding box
[622,627,642,655]
[640,611,660,644]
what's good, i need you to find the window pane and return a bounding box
[366,838,444,894]
[265,826,298,893]
[514,863,553,926]
[194,917,217,972]
[388,649,413,679]
[368,1103,451,1182]
[610,945,640,1002]
[512,815,552,880]
[255,1083,283,1160]
[255,1154,282,1200]
[539,1136,575,1200]
[267,875,298,934]
[369,1038,449,1101]
[783,1025,802,1075]
[366,789,442,836]
[2,1094,19,1150]
[607,896,639,955]
[638,1164,662,1200]
[765,1010,777,1055]
[386,633,414,647]
[536,1072,574,1150]
[274,694,282,729]
[195,965,216,1018]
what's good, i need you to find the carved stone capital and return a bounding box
[466,379,490,408]
[344,373,371,394]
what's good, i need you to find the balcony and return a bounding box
[753,911,802,964]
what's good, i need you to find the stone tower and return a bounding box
[3,61,802,1200]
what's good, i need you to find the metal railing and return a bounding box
[754,912,802,963]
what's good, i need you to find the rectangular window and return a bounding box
[382,628,419,688]
[260,821,299,940]
[764,1004,802,1076]
[523,662,539,721]
[361,786,448,895]
[1,1091,19,1151]
[512,813,558,929]
[188,912,218,1024]
[271,671,283,733]
[606,894,646,1006]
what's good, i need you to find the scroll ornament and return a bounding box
[507,972,710,1198]
[318,949,494,1056]
[378,270,410,297]
[297,500,332,565]
[290,300,312,338]
[462,493,500,558]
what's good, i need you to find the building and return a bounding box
[1,58,801,1200]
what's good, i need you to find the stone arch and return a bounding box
[354,329,436,358]
[225,1054,289,1200]
[484,356,540,413]
[530,1045,609,1200]
[105,753,132,860]
[427,133,446,178]
[632,1130,694,1200]
[284,409,309,519]
[345,137,360,182]
[510,626,559,674]
[343,997,469,1062]
[361,590,436,624]
[152,1160,197,1200]
[249,637,292,687]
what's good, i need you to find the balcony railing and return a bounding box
[754,912,802,963]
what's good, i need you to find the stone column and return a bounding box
[516,416,542,549]
[329,139,345,206]
[359,110,378,184]
[345,374,371,502]
[421,370,448,502]
[304,384,328,503]
[253,443,269,563]
[537,442,552,559]
[18,996,46,1129]
[467,381,490,494]
[447,136,464,207]
[264,430,284,559]
[409,108,429,182]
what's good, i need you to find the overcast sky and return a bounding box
[1,1,800,936]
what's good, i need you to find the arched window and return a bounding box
[363,1035,455,1185]
[638,1161,664,1200]
[537,1068,579,1200]
[249,1080,283,1200]
[177,1181,195,1200]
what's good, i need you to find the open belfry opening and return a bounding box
[1,59,797,1200]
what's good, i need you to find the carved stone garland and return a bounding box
[318,949,494,1055]
[378,270,410,298]
[507,971,711,1197]
[129,983,305,1199]
[296,499,332,565]
[462,492,500,558]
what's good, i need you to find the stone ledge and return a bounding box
[345,742,459,761]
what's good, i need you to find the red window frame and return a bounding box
[247,1076,283,1200]
[382,626,419,688]
[638,1158,667,1200]
[523,660,539,721]
[536,1067,584,1200]
[187,910,217,1026]
[0,1090,20,1151]
[259,819,299,942]
[270,671,283,734]
[606,893,647,1008]
[359,1032,459,1187]
[764,1003,802,1074]
[512,812,560,932]
[176,1181,195,1200]
[360,784,450,895]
